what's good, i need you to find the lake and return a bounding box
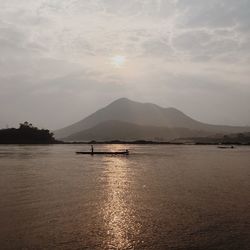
[0,144,249,249]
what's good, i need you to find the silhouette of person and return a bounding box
[91,145,94,153]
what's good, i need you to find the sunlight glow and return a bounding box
[111,55,127,68]
[101,150,140,249]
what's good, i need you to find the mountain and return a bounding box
[64,120,213,141]
[54,98,250,140]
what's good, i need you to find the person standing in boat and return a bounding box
[91,145,94,153]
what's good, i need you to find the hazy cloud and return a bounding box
[0,0,249,129]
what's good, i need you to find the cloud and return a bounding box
[176,0,250,29]
[0,0,249,128]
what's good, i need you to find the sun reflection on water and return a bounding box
[101,153,140,249]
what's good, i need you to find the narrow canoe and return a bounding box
[76,151,129,155]
[217,146,234,149]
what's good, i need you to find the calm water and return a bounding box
[0,145,249,250]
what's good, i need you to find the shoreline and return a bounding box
[1,141,249,145]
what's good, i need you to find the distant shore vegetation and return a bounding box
[61,135,250,145]
[0,122,58,144]
[1,122,250,145]
[188,133,250,145]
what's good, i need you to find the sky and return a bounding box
[0,0,250,129]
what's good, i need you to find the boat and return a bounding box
[217,145,234,149]
[76,150,129,155]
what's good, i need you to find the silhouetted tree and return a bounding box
[0,122,58,144]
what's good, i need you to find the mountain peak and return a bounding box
[109,97,136,105]
[54,98,250,139]
[115,97,131,102]
[109,98,162,109]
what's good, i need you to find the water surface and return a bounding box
[0,145,249,249]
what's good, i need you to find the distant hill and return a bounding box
[187,132,250,145]
[64,120,214,142]
[54,98,250,140]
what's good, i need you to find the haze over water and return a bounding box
[0,145,250,249]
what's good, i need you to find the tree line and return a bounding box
[0,122,58,144]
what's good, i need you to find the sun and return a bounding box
[111,55,127,68]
